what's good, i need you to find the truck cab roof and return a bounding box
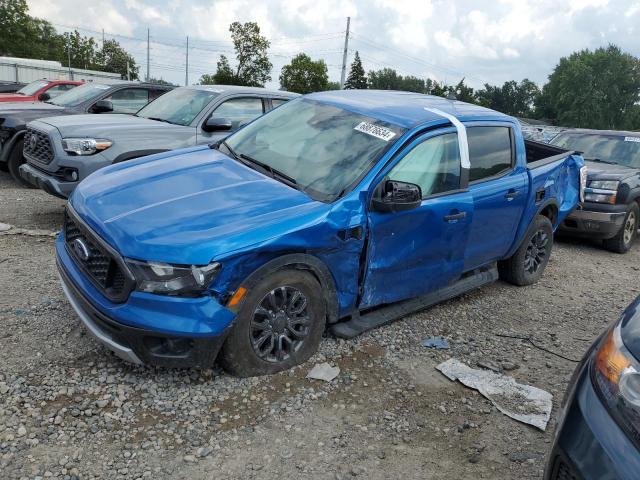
[305,90,510,129]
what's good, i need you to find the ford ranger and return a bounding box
[56,91,586,376]
[19,85,297,199]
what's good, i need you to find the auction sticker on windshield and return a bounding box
[624,136,640,143]
[354,122,396,141]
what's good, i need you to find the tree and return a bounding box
[279,53,328,94]
[325,81,341,90]
[476,79,541,117]
[367,68,426,92]
[147,77,174,86]
[425,78,449,97]
[449,78,475,103]
[200,55,236,85]
[96,39,139,80]
[344,51,367,89]
[539,45,640,129]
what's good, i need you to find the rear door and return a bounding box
[361,128,473,308]
[464,123,528,270]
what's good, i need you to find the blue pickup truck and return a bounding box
[56,91,585,376]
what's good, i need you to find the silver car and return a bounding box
[19,85,298,198]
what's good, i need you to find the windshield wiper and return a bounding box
[237,153,300,190]
[146,116,176,125]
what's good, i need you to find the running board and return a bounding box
[330,265,499,339]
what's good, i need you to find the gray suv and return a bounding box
[19,85,298,198]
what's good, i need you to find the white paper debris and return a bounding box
[436,358,553,431]
[0,223,11,232]
[307,363,340,382]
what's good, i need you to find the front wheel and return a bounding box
[220,270,326,377]
[603,203,638,254]
[7,138,34,188]
[499,214,554,286]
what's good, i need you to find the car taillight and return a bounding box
[591,323,640,448]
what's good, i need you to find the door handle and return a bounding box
[505,189,519,201]
[443,211,466,222]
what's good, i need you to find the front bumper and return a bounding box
[545,363,640,480]
[559,203,626,239]
[19,163,76,199]
[56,234,236,368]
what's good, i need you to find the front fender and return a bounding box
[0,129,26,163]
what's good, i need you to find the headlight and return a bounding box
[126,259,221,296]
[589,180,619,190]
[62,138,112,156]
[592,322,640,448]
[584,180,618,204]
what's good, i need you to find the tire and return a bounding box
[499,214,554,286]
[0,161,7,172]
[220,269,326,377]
[7,138,34,188]
[603,203,639,254]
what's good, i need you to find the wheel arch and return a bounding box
[230,253,340,324]
[537,200,559,228]
[0,130,26,163]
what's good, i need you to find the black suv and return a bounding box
[0,82,172,186]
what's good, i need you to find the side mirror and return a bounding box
[202,117,233,133]
[372,180,422,213]
[92,99,113,113]
[38,92,50,101]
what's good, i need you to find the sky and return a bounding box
[26,0,640,90]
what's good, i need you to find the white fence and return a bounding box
[0,57,122,84]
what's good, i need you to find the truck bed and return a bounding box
[525,139,575,169]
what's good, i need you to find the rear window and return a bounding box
[467,126,513,182]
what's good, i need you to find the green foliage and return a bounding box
[476,79,540,117]
[279,53,328,94]
[344,51,367,89]
[203,22,272,87]
[0,0,139,79]
[96,39,139,80]
[540,45,640,129]
[325,81,341,90]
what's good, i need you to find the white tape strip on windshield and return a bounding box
[423,107,470,169]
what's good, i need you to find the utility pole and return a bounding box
[126,61,130,81]
[146,28,150,82]
[67,33,72,80]
[185,36,189,86]
[340,16,351,89]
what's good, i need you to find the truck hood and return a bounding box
[39,113,183,138]
[0,102,75,129]
[70,146,326,265]
[584,159,638,181]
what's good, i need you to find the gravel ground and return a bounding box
[2,168,639,480]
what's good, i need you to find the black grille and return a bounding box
[23,128,54,164]
[64,211,132,302]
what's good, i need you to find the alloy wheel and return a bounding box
[524,230,549,274]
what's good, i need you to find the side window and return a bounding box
[104,88,150,114]
[211,97,264,129]
[388,133,461,198]
[149,88,169,101]
[46,84,75,98]
[271,98,288,108]
[467,126,513,182]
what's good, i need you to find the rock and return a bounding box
[17,426,27,437]
[307,363,340,382]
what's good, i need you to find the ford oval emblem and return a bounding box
[71,238,90,261]
[29,134,37,150]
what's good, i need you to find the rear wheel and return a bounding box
[220,270,326,377]
[499,214,554,286]
[7,138,34,188]
[603,203,638,254]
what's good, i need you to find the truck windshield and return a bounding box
[49,83,112,107]
[225,98,405,201]
[551,133,640,168]
[136,88,219,126]
[17,80,49,96]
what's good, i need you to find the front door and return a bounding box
[361,130,473,308]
